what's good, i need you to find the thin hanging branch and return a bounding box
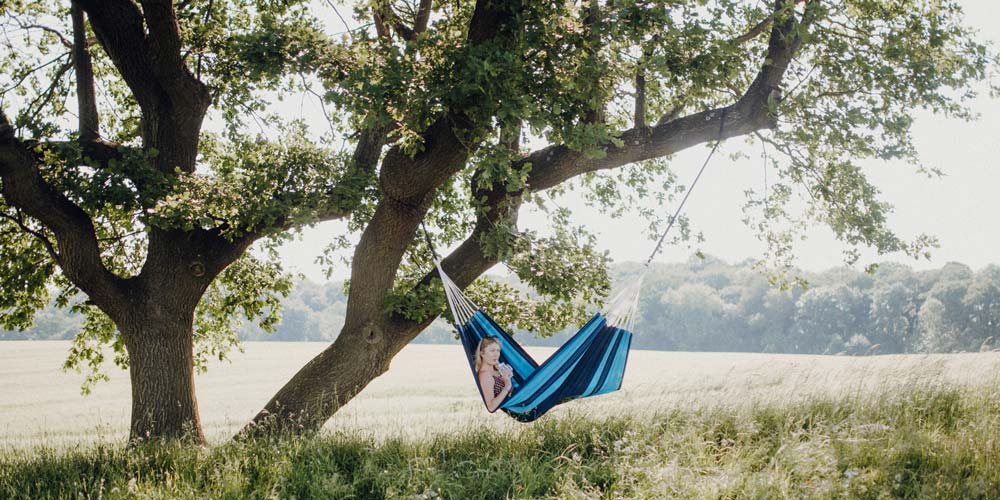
[195,0,214,79]
[0,52,71,95]
[16,22,73,48]
[323,0,356,41]
[732,14,774,44]
[22,56,74,126]
[0,211,60,262]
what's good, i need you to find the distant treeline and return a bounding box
[5,255,1000,354]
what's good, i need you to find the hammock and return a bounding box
[433,108,727,420]
[435,260,643,421]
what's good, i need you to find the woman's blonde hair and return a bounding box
[474,337,501,372]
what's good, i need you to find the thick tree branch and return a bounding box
[522,0,818,193]
[71,2,100,142]
[135,0,211,175]
[352,0,527,314]
[397,180,523,330]
[466,0,520,45]
[731,0,813,45]
[379,0,526,204]
[753,0,819,92]
[75,0,162,112]
[635,40,656,128]
[138,0,201,104]
[375,0,434,41]
[634,70,646,128]
[372,8,390,39]
[382,0,433,42]
[79,0,209,175]
[371,4,417,42]
[313,124,391,222]
[0,110,126,308]
[414,0,433,34]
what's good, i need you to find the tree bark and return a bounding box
[242,323,398,434]
[114,228,245,442]
[119,304,203,442]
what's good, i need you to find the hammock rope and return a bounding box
[646,107,727,266]
[428,108,727,420]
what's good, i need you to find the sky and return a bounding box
[276,0,1000,281]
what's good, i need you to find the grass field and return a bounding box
[3,342,1000,498]
[2,341,999,447]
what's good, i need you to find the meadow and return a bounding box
[2,342,1000,498]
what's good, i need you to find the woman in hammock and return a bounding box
[475,337,513,411]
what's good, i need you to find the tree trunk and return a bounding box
[243,320,407,435]
[242,230,501,437]
[119,303,203,443]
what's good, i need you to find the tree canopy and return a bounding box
[0,0,995,441]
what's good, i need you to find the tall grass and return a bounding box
[3,382,999,499]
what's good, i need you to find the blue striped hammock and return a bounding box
[435,261,643,422]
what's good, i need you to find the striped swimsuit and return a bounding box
[492,374,505,397]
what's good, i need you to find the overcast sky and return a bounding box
[276,0,1000,281]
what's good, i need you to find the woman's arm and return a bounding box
[479,371,510,412]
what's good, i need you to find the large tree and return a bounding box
[0,0,993,441]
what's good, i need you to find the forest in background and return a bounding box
[5,255,999,355]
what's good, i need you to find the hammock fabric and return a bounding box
[435,260,642,422]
